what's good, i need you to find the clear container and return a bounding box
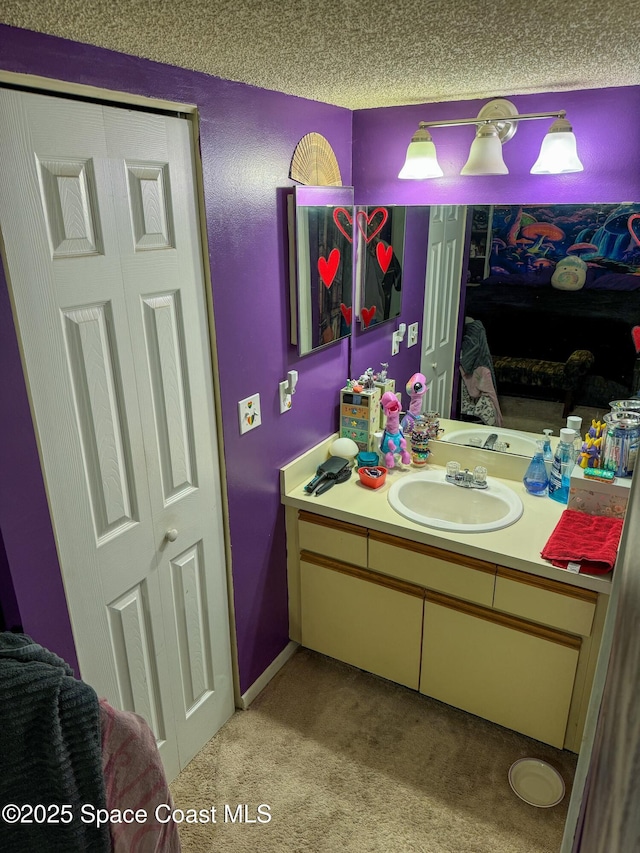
[523,441,549,497]
[609,399,640,416]
[548,428,576,504]
[410,415,430,466]
[601,411,640,477]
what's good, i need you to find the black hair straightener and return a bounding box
[304,456,352,496]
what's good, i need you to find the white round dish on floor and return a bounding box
[508,758,565,807]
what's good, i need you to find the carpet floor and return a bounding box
[170,648,576,852]
[499,394,605,437]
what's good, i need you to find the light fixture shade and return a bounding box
[530,118,583,174]
[398,125,443,179]
[460,123,508,175]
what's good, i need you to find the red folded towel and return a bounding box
[541,509,624,575]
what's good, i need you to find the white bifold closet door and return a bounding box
[0,87,234,781]
[420,205,466,417]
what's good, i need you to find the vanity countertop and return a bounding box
[281,432,614,596]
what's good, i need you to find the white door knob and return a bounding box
[165,528,178,542]
[431,363,437,369]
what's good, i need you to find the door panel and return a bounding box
[421,205,466,416]
[0,88,233,780]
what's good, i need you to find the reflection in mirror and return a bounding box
[464,202,640,411]
[409,203,640,454]
[355,206,406,329]
[288,185,354,356]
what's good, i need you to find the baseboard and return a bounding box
[239,640,299,710]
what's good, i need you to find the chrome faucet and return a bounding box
[445,462,488,489]
[482,433,499,450]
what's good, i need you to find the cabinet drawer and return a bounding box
[420,592,580,748]
[368,531,495,606]
[298,511,367,568]
[300,554,424,690]
[494,567,597,637]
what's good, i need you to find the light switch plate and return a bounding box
[407,322,419,348]
[238,393,262,434]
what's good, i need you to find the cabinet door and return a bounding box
[300,553,424,690]
[420,592,580,748]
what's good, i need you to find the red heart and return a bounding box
[361,306,376,328]
[340,303,352,325]
[376,242,393,274]
[628,214,640,248]
[632,325,640,353]
[356,207,388,244]
[333,208,353,243]
[318,248,340,287]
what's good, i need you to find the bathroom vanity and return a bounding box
[281,431,612,753]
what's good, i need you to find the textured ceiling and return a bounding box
[2,1,640,109]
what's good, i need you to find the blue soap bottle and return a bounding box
[523,440,549,496]
[548,428,576,504]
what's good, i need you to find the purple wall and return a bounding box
[353,88,640,206]
[0,25,352,692]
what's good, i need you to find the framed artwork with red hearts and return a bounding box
[355,205,406,330]
[288,185,354,355]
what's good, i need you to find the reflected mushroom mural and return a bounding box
[518,222,565,255]
[488,203,640,279]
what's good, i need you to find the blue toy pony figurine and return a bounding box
[380,391,411,468]
[400,372,428,436]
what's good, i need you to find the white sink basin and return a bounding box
[441,426,538,456]
[388,470,523,533]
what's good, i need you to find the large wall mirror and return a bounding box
[400,202,640,455]
[288,185,354,356]
[355,205,406,329]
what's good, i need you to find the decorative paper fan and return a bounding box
[290,133,342,186]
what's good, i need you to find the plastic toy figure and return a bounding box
[400,372,428,435]
[380,391,411,468]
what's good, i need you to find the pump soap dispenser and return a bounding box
[523,440,549,496]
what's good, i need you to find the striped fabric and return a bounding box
[0,632,109,852]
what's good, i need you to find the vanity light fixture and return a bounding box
[398,98,584,179]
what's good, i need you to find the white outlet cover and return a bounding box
[279,381,292,414]
[238,393,261,434]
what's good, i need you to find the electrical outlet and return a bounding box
[238,393,262,434]
[407,322,419,348]
[279,380,292,413]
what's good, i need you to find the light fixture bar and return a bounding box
[416,110,566,130]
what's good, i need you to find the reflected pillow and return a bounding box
[551,256,587,291]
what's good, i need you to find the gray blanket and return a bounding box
[0,632,110,852]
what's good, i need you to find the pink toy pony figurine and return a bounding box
[400,372,428,436]
[380,391,411,468]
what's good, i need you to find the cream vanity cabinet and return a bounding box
[290,511,605,752]
[298,513,424,689]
